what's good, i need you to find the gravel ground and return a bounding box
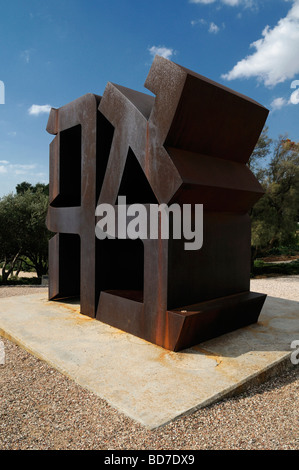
[0,278,298,451]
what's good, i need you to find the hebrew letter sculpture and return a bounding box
[46,56,269,351]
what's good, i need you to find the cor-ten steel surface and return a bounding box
[46,56,269,351]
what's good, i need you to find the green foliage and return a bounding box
[251,259,299,277]
[264,245,299,257]
[16,181,49,195]
[248,125,272,181]
[0,275,42,286]
[250,131,299,257]
[0,182,51,282]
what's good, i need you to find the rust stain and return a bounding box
[192,345,223,367]
[157,351,168,363]
[155,346,223,370]
[56,303,81,315]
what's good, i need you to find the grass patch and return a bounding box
[263,245,299,257]
[251,259,299,277]
[0,276,42,286]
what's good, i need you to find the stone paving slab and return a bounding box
[0,292,298,429]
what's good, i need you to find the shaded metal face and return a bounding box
[46,56,269,351]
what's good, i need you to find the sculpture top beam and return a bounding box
[98,55,268,210]
[145,56,268,164]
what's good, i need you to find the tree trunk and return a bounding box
[2,262,9,283]
[1,252,21,283]
[35,262,48,278]
[15,259,23,277]
[250,245,258,275]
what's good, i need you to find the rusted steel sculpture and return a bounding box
[46,56,269,351]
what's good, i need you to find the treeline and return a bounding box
[0,127,298,282]
[250,127,299,259]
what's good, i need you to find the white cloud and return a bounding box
[0,160,47,197]
[271,97,288,110]
[190,0,255,6]
[191,18,206,26]
[191,18,223,33]
[20,49,33,64]
[12,164,36,175]
[223,0,254,5]
[148,45,175,60]
[190,0,215,3]
[28,104,52,116]
[0,161,37,175]
[222,1,299,86]
[270,87,299,110]
[209,22,220,33]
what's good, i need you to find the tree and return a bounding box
[18,187,50,277]
[16,181,49,196]
[250,135,299,258]
[0,183,51,281]
[248,125,272,180]
[16,181,33,194]
[28,192,50,277]
[0,193,24,282]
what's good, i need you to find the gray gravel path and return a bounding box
[0,280,298,450]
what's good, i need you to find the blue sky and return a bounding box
[1,0,299,197]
